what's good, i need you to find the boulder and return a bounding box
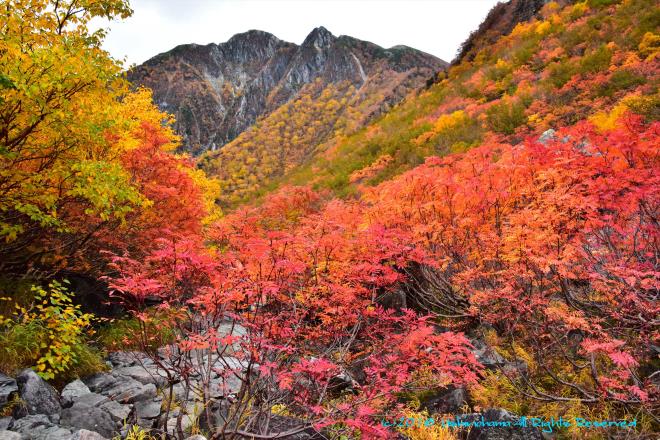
[60,405,116,439]
[106,352,144,368]
[9,414,50,431]
[470,339,528,375]
[327,371,358,397]
[0,430,22,440]
[0,374,18,408]
[10,415,72,440]
[207,376,242,399]
[420,386,468,414]
[14,369,60,417]
[470,339,506,369]
[69,429,108,440]
[107,381,157,404]
[112,365,165,387]
[98,400,132,423]
[136,418,155,429]
[538,129,556,145]
[86,373,156,404]
[166,415,195,435]
[134,400,161,419]
[0,417,13,430]
[81,373,117,394]
[60,380,91,408]
[71,393,108,408]
[217,321,247,354]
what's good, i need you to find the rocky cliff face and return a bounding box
[128,27,446,155]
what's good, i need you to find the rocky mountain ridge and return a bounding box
[128,27,446,155]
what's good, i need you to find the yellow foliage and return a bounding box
[620,92,660,120]
[0,0,181,244]
[494,58,509,70]
[569,1,589,19]
[535,20,553,36]
[203,80,370,206]
[115,425,158,440]
[638,32,660,60]
[185,165,223,224]
[510,21,536,38]
[542,1,561,15]
[396,409,458,440]
[1,281,95,380]
[588,102,628,131]
[433,111,470,134]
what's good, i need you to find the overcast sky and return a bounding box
[91,0,501,66]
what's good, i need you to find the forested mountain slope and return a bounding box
[246,0,659,200]
[128,27,445,156]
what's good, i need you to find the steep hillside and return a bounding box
[454,0,563,65]
[128,27,445,155]
[266,0,658,198]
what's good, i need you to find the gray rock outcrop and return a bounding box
[128,27,446,155]
[14,370,60,417]
[0,374,18,408]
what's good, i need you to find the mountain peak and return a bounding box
[302,26,336,49]
[227,29,280,45]
[129,27,445,155]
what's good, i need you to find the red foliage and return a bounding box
[108,186,480,437]
[107,118,658,435]
[366,115,659,406]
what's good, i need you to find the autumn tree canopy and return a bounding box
[0,0,218,277]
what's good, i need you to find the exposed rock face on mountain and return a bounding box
[128,27,446,155]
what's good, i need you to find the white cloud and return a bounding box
[91,0,500,66]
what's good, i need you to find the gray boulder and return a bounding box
[0,430,22,440]
[71,393,108,408]
[69,430,108,440]
[10,415,72,440]
[134,400,161,419]
[420,386,468,414]
[0,374,18,408]
[14,369,60,417]
[112,365,165,387]
[60,380,91,408]
[81,374,117,394]
[0,417,13,430]
[106,381,156,404]
[60,405,116,439]
[9,414,50,431]
[98,401,131,423]
[106,352,152,369]
[166,415,195,435]
[470,339,505,369]
[538,129,556,145]
[84,373,155,404]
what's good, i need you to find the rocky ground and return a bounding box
[0,337,544,439]
[0,351,225,440]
